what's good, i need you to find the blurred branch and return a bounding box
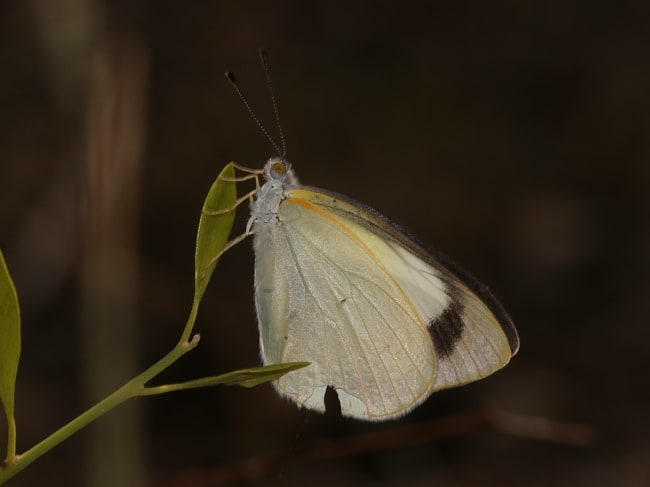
[489,406,595,446]
[81,36,149,487]
[160,404,595,487]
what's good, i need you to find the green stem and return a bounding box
[139,382,202,396]
[4,414,16,465]
[179,297,200,345]
[0,337,199,484]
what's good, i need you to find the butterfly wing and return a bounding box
[253,187,518,421]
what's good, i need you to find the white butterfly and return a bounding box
[247,158,519,421]
[225,51,519,421]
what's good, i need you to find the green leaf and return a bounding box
[194,163,237,302]
[140,362,311,395]
[214,362,311,388]
[0,249,21,457]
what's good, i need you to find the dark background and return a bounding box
[1,2,648,486]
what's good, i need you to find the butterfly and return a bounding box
[227,50,519,421]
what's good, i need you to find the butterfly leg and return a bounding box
[201,227,254,271]
[199,162,261,265]
[201,188,257,216]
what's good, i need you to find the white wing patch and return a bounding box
[378,244,514,390]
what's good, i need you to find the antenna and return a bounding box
[225,49,286,159]
[259,48,286,159]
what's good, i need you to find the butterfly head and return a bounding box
[264,157,298,186]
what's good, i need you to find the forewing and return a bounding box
[294,188,519,392]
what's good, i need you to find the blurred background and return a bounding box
[1,1,648,486]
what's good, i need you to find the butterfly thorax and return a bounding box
[250,158,299,226]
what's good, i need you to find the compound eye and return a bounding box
[270,161,286,179]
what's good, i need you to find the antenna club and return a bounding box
[259,48,270,66]
[225,70,237,84]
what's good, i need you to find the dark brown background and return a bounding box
[1,2,648,486]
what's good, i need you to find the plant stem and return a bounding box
[4,415,16,465]
[0,338,198,484]
[179,297,200,345]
